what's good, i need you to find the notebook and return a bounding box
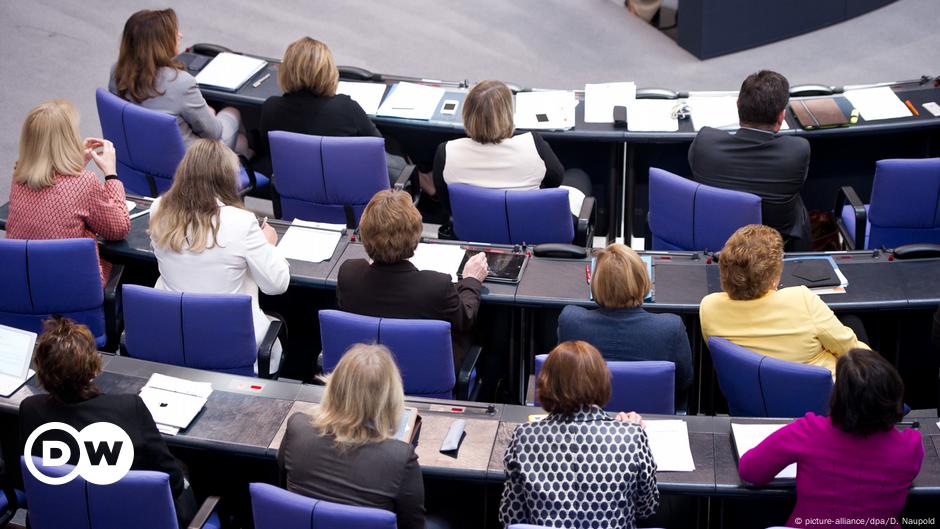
[731,422,796,480]
[778,256,842,289]
[0,324,37,397]
[457,249,528,284]
[789,98,854,129]
[195,52,267,91]
[395,407,421,445]
[139,373,213,435]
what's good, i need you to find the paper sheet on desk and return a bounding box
[688,95,789,131]
[844,86,911,121]
[338,81,387,116]
[277,220,343,263]
[194,52,267,91]
[644,420,696,472]
[376,82,445,120]
[514,91,577,130]
[409,243,466,282]
[584,82,636,123]
[139,373,212,431]
[627,100,679,132]
[731,422,795,479]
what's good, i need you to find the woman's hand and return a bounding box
[85,138,117,175]
[83,137,104,163]
[260,217,278,245]
[615,411,645,429]
[462,252,489,283]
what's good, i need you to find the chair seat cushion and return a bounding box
[840,204,871,248]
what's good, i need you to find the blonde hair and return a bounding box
[591,243,651,309]
[278,37,339,96]
[359,189,423,264]
[149,140,243,253]
[719,224,784,300]
[314,343,405,446]
[462,80,515,144]
[14,100,86,189]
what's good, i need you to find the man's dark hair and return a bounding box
[829,348,905,436]
[737,70,790,127]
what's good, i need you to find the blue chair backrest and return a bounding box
[268,131,389,224]
[0,239,106,347]
[533,355,676,414]
[20,456,178,529]
[868,157,940,248]
[649,167,761,251]
[95,88,186,197]
[708,337,832,417]
[123,285,257,376]
[449,184,574,245]
[319,310,456,398]
[250,483,397,529]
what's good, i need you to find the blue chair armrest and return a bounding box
[187,495,221,529]
[834,185,866,250]
[574,196,596,248]
[456,344,483,401]
[103,264,124,353]
[238,154,257,196]
[257,319,284,380]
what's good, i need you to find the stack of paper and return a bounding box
[627,100,679,132]
[409,243,466,282]
[688,95,741,131]
[584,82,636,124]
[139,373,213,435]
[514,91,578,130]
[644,420,696,472]
[376,82,446,120]
[195,52,267,91]
[844,86,911,121]
[731,422,796,479]
[337,81,388,116]
[276,219,344,264]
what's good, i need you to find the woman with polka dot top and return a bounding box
[499,340,659,529]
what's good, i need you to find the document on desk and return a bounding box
[376,82,446,120]
[409,243,466,282]
[139,373,212,433]
[194,52,267,91]
[514,90,577,130]
[627,100,679,132]
[731,422,796,479]
[688,95,740,131]
[644,420,696,472]
[584,82,636,124]
[844,86,911,121]
[338,81,387,116]
[276,220,343,263]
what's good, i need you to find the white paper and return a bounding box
[584,82,636,124]
[290,219,346,232]
[145,373,213,398]
[139,373,212,430]
[337,81,388,116]
[376,82,446,120]
[277,221,343,263]
[731,422,796,479]
[644,420,696,472]
[688,96,741,131]
[514,90,578,130]
[195,52,267,91]
[627,100,679,132]
[409,243,466,282]
[125,200,136,213]
[156,424,180,436]
[844,87,911,121]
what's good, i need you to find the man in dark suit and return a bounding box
[688,70,811,251]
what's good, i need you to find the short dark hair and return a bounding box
[737,70,790,126]
[537,341,611,414]
[34,316,102,401]
[829,349,904,436]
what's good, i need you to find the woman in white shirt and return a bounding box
[149,139,289,374]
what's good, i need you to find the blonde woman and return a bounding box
[149,139,289,374]
[7,100,130,285]
[277,344,426,529]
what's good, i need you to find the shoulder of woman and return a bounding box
[160,67,196,90]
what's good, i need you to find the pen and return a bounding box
[584,264,591,285]
[905,100,920,117]
[252,73,271,88]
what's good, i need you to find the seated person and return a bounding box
[558,243,692,404]
[336,189,488,368]
[257,37,406,180]
[278,343,425,529]
[688,70,811,250]
[7,100,130,285]
[432,80,592,227]
[740,348,923,528]
[700,225,868,377]
[19,317,196,526]
[500,340,658,529]
[148,140,290,374]
[110,8,249,156]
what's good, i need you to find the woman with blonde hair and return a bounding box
[7,100,130,285]
[278,343,426,529]
[149,139,289,374]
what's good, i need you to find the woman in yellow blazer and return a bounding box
[700,224,868,377]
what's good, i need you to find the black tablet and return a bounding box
[457,250,528,284]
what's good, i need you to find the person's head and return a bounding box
[737,70,790,131]
[359,189,422,264]
[149,139,242,253]
[829,348,905,436]
[278,37,339,97]
[34,316,102,402]
[719,224,784,300]
[114,8,183,103]
[591,243,651,309]
[314,343,405,446]
[13,100,85,189]
[537,341,611,415]
[462,80,515,144]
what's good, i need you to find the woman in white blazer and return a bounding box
[149,139,290,374]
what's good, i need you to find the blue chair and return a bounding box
[96,88,266,197]
[448,184,596,246]
[0,238,120,350]
[318,309,481,400]
[20,456,220,529]
[707,337,833,417]
[836,158,940,249]
[121,285,283,379]
[648,167,762,251]
[268,131,413,226]
[533,354,676,414]
[0,488,25,526]
[250,482,396,529]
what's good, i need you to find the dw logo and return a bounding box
[24,422,135,485]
